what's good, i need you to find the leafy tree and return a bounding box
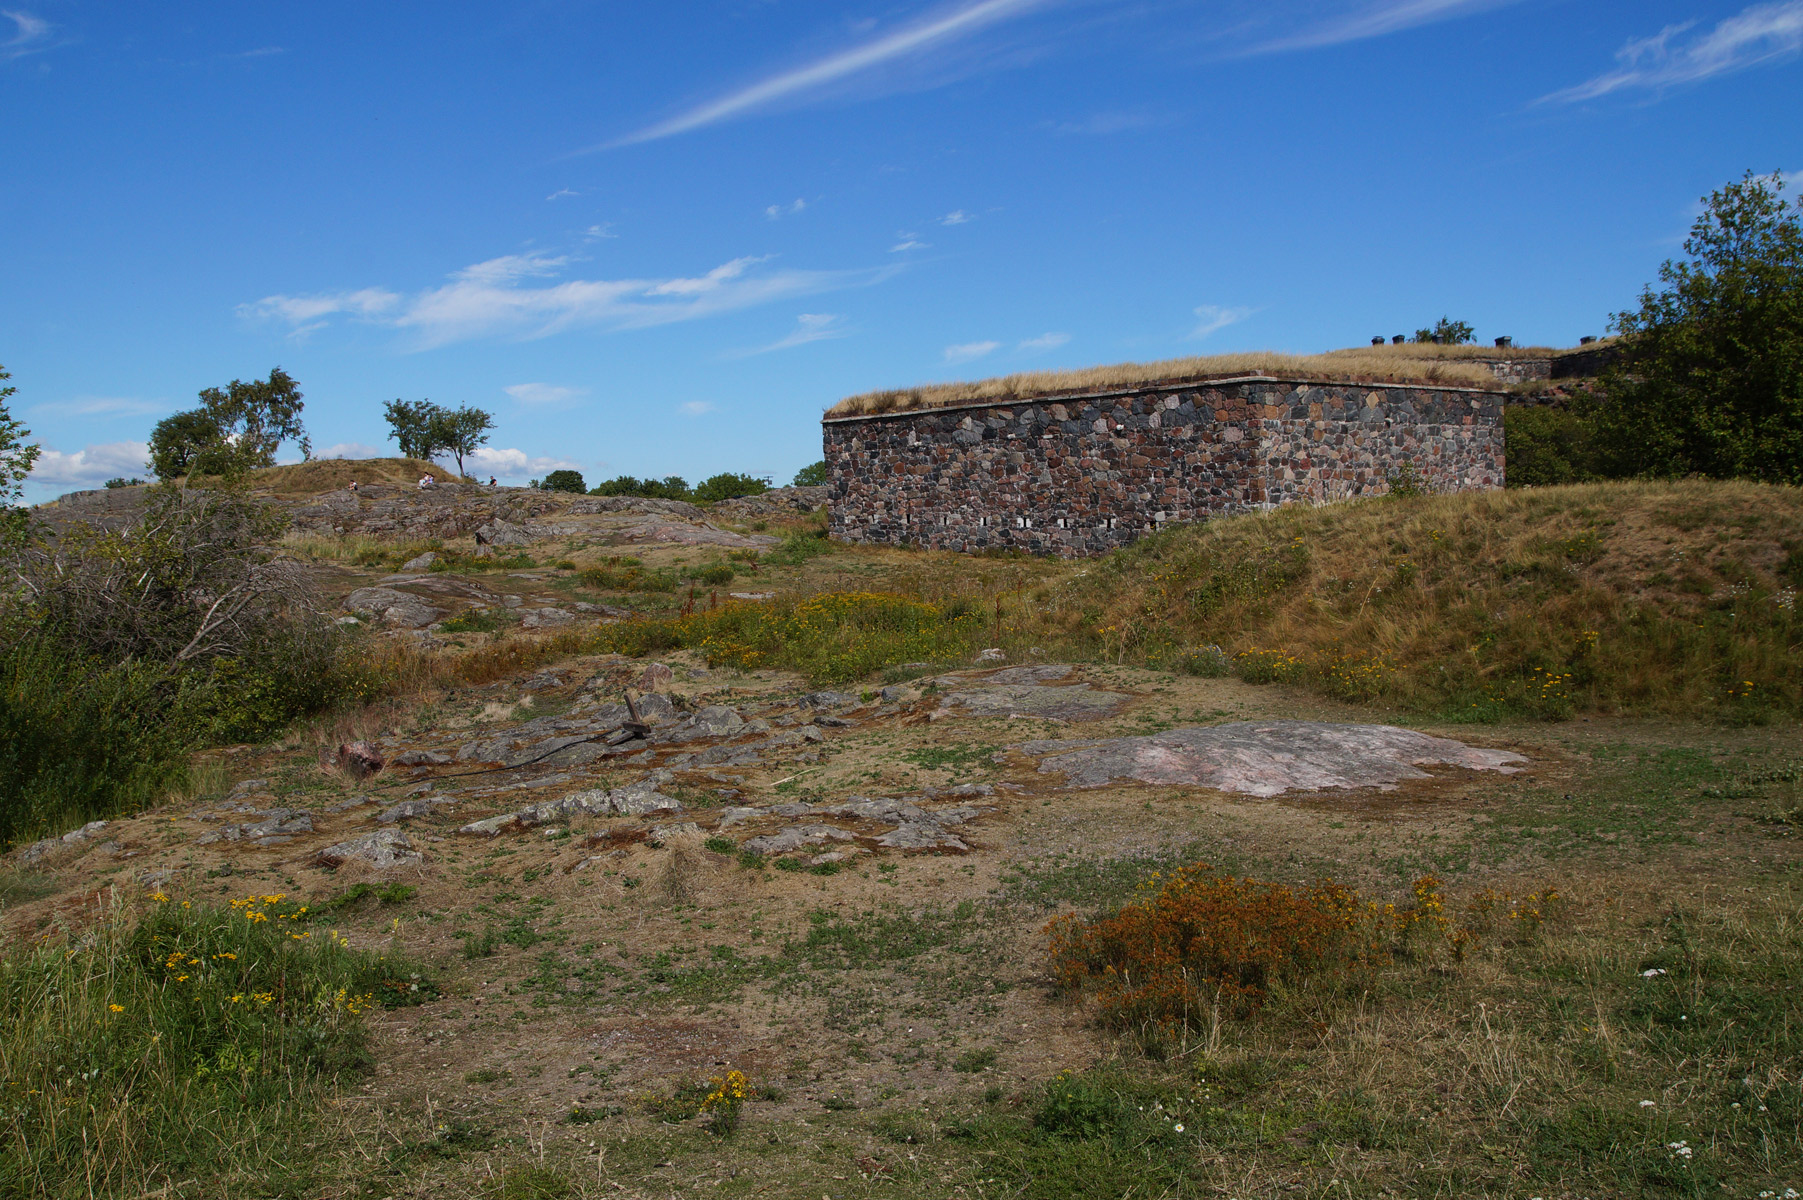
[150,368,310,480]
[693,472,770,503]
[104,477,147,489]
[540,469,586,493]
[1413,318,1475,345]
[1595,171,1803,484]
[0,363,41,508]
[431,405,493,478]
[791,461,828,487]
[149,409,226,479]
[383,399,443,461]
[200,367,309,471]
[383,400,493,477]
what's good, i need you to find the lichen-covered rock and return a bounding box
[1021,721,1527,796]
[197,810,314,845]
[456,778,682,837]
[741,824,856,856]
[876,823,968,851]
[343,587,444,629]
[520,607,575,629]
[316,829,423,869]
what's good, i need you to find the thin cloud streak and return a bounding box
[1,9,50,58]
[732,313,850,356]
[1190,305,1253,340]
[601,0,1049,148]
[243,254,894,350]
[1540,1,1803,104]
[944,340,1000,363]
[1249,0,1519,54]
[505,383,588,407]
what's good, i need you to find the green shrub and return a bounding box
[1176,645,1231,677]
[695,563,735,586]
[693,472,770,504]
[580,563,677,593]
[763,528,833,567]
[1505,401,1605,487]
[0,640,193,846]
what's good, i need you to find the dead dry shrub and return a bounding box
[1047,868,1557,1036]
[1046,865,1381,1029]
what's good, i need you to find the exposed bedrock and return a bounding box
[1018,721,1526,796]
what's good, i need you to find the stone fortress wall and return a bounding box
[823,376,1508,557]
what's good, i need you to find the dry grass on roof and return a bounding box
[825,342,1574,418]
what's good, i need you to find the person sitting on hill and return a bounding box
[347,479,359,492]
[488,476,497,487]
[417,473,434,490]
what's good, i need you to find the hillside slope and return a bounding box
[1022,479,1802,721]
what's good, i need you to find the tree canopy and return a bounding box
[150,368,309,480]
[384,399,492,477]
[539,469,585,493]
[1413,318,1475,345]
[1595,171,1803,484]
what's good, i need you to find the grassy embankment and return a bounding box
[566,480,1802,722]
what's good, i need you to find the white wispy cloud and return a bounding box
[1018,331,1069,352]
[765,198,808,220]
[2,9,51,59]
[27,441,151,489]
[602,0,1050,147]
[464,446,581,480]
[736,312,851,356]
[944,340,1000,363]
[315,442,387,461]
[940,210,973,225]
[584,223,617,240]
[505,382,588,407]
[547,187,580,201]
[1190,305,1253,340]
[1541,1,1803,104]
[29,395,166,418]
[240,287,400,335]
[1250,0,1519,54]
[890,234,930,252]
[243,252,888,349]
[680,401,717,416]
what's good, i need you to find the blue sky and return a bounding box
[4,0,1800,502]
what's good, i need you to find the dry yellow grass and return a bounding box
[826,342,1582,417]
[1009,478,1803,719]
[244,456,455,496]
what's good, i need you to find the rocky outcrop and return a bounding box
[1018,721,1527,796]
[316,829,424,869]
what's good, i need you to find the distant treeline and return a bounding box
[534,461,827,500]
